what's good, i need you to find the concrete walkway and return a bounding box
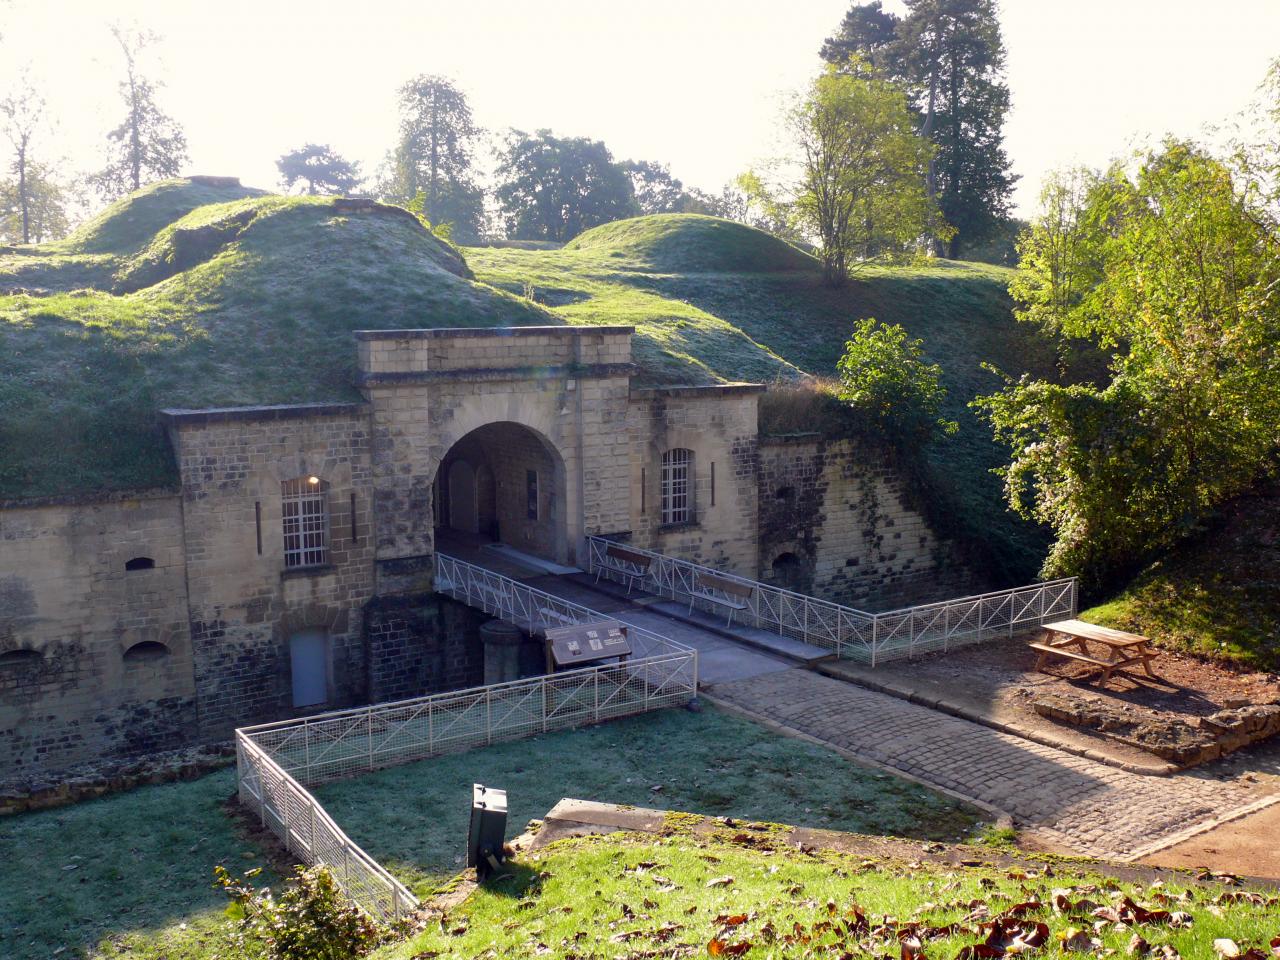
[707,667,1280,860]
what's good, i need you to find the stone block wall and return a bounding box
[163,403,376,738]
[358,326,636,576]
[758,436,972,610]
[0,492,195,773]
[364,594,486,703]
[625,385,763,578]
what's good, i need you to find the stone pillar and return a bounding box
[479,620,525,685]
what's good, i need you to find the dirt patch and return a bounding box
[875,634,1280,766]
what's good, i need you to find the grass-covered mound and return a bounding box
[57,177,267,256]
[565,213,818,273]
[381,826,1280,959]
[0,184,554,499]
[1084,485,1280,672]
[469,238,1059,582]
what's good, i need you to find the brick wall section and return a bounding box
[163,404,376,738]
[758,436,973,610]
[0,493,195,772]
[625,386,763,578]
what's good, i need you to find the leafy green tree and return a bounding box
[621,159,689,214]
[0,72,46,243]
[276,143,361,196]
[378,75,483,242]
[786,60,939,286]
[823,0,1016,258]
[90,25,188,200]
[493,129,637,241]
[837,318,955,444]
[0,162,71,243]
[976,141,1280,590]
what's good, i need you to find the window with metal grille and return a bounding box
[660,448,694,525]
[282,477,329,568]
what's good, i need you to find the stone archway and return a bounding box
[433,421,570,564]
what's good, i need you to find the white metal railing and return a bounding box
[586,535,1076,666]
[235,554,698,924]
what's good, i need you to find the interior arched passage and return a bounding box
[433,421,569,564]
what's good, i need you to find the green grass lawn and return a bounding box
[379,827,1280,960]
[0,706,980,959]
[0,768,276,960]
[313,706,982,898]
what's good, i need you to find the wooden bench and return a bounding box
[594,543,653,595]
[1030,619,1158,684]
[689,572,754,627]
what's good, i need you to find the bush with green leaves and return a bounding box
[215,864,382,960]
[977,139,1280,591]
[835,317,956,445]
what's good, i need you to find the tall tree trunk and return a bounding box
[129,72,142,192]
[922,66,941,257]
[946,47,961,259]
[428,90,440,224]
[17,143,29,244]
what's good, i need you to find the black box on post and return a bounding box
[467,783,508,880]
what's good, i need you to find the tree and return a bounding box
[822,0,1016,258]
[276,144,361,196]
[785,60,938,286]
[90,25,188,199]
[378,75,483,241]
[837,318,956,444]
[493,129,637,242]
[0,73,46,244]
[976,141,1280,590]
[621,160,688,215]
[0,162,71,243]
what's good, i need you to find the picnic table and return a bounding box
[1029,619,1159,684]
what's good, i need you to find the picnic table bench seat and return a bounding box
[1030,618,1158,684]
[689,571,754,627]
[595,543,652,595]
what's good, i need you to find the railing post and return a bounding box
[593,668,600,720]
[486,688,493,745]
[367,710,375,772]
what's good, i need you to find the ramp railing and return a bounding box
[235,552,697,925]
[585,535,1076,666]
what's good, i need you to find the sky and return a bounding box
[1,0,1278,219]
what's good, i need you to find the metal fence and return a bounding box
[235,553,698,924]
[585,535,1076,666]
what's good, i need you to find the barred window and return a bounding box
[660,448,694,525]
[282,477,329,568]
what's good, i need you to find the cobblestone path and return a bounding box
[709,668,1280,859]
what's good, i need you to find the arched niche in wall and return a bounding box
[123,640,170,663]
[125,556,156,572]
[0,648,43,670]
[770,551,808,593]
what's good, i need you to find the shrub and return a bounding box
[215,864,382,960]
[835,318,956,445]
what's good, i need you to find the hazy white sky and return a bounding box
[2,0,1277,217]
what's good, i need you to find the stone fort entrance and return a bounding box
[432,421,569,565]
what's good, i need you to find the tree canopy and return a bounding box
[276,144,361,196]
[493,130,637,242]
[785,60,938,286]
[822,0,1015,259]
[90,25,188,200]
[378,75,483,242]
[977,140,1280,590]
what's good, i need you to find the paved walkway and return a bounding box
[708,667,1280,860]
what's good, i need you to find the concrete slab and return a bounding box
[613,609,795,685]
[647,601,834,665]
